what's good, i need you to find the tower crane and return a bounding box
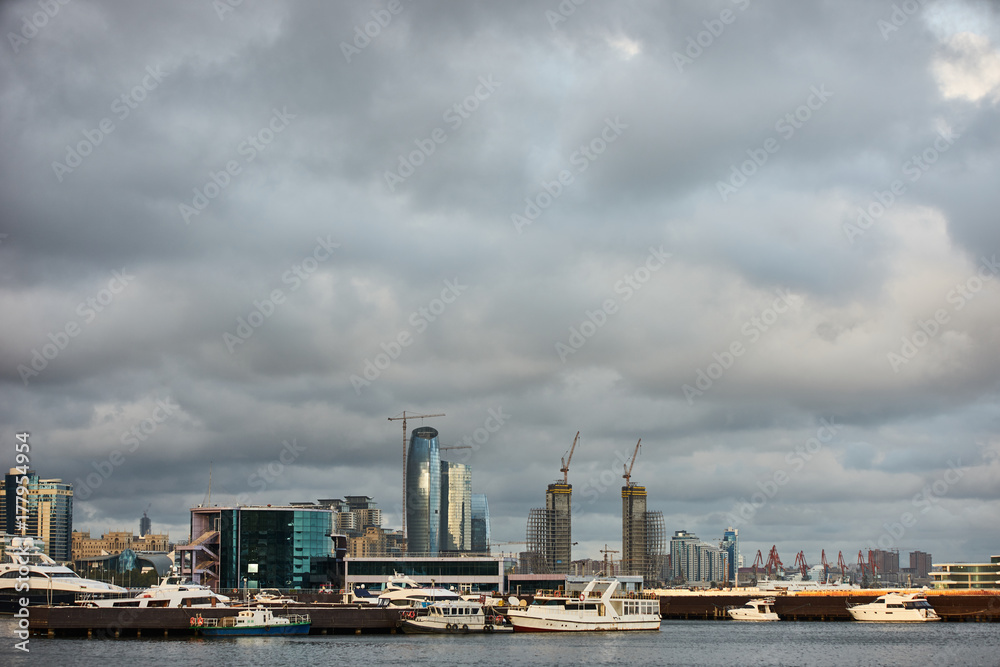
[622,439,641,486]
[388,411,444,538]
[600,544,620,577]
[559,431,580,484]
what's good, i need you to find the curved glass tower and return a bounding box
[405,426,440,555]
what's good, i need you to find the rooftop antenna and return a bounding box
[201,463,212,507]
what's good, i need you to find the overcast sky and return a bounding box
[2,0,999,567]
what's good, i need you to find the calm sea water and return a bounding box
[2,617,998,666]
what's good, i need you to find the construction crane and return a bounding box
[600,544,619,577]
[793,551,810,579]
[857,550,868,583]
[821,550,831,583]
[388,411,444,538]
[440,445,472,452]
[622,439,641,486]
[559,431,580,484]
[867,549,879,585]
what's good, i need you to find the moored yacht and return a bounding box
[80,570,230,609]
[0,537,127,612]
[399,599,513,634]
[351,572,462,608]
[505,579,660,632]
[847,593,941,622]
[727,598,780,621]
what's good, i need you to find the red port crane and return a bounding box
[838,551,849,582]
[766,545,784,577]
[752,550,764,582]
[794,551,809,579]
[857,550,867,580]
[821,550,831,583]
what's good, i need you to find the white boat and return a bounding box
[252,588,297,605]
[847,593,941,622]
[80,570,230,609]
[352,572,463,608]
[727,598,780,621]
[399,599,513,634]
[504,579,660,632]
[0,537,127,611]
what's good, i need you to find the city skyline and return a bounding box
[2,1,999,565]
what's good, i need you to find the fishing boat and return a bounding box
[727,598,780,621]
[847,592,941,622]
[399,599,513,634]
[195,607,311,636]
[505,579,660,632]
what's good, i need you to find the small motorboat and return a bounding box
[727,598,780,621]
[847,593,941,622]
[195,607,310,636]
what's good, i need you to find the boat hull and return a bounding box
[199,623,311,636]
[400,619,513,634]
[0,590,76,613]
[506,614,660,632]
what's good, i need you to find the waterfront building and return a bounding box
[71,529,169,560]
[670,530,726,585]
[471,493,491,553]
[910,550,933,578]
[0,469,73,562]
[179,505,339,591]
[405,427,441,555]
[345,555,504,594]
[440,461,472,553]
[721,527,739,584]
[931,556,1000,589]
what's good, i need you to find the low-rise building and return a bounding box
[931,555,1000,590]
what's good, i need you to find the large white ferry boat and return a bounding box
[505,579,660,632]
[847,593,941,622]
[0,537,127,612]
[80,570,230,609]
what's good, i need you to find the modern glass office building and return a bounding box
[440,461,471,553]
[721,527,739,583]
[405,427,441,555]
[0,469,73,562]
[471,493,491,553]
[181,505,337,590]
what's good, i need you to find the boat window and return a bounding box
[886,604,904,609]
[113,601,141,607]
[147,600,169,608]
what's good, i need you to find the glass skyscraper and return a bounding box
[440,461,471,553]
[471,493,491,553]
[405,426,441,555]
[721,527,739,583]
[1,469,73,562]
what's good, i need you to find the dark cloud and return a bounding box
[1,0,999,563]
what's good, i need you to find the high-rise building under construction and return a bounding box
[621,484,666,584]
[526,482,572,574]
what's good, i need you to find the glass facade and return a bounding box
[721,527,739,583]
[405,427,441,555]
[471,493,490,553]
[209,507,334,590]
[1,470,73,562]
[440,461,471,553]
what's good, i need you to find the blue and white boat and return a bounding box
[195,607,310,636]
